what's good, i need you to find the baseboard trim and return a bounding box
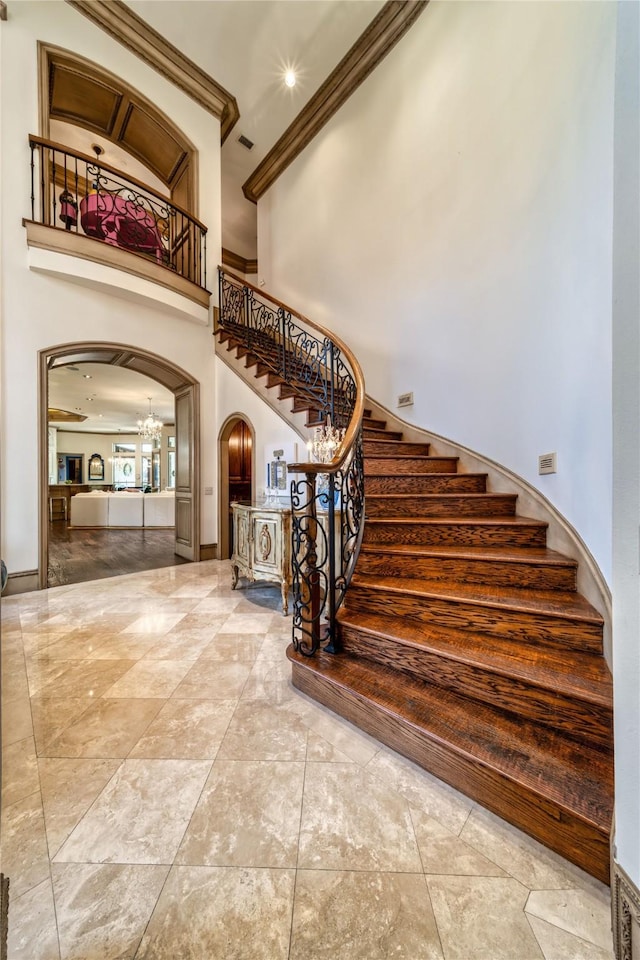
[613,861,640,960]
[4,570,39,595]
[200,543,217,561]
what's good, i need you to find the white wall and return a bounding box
[0,1,221,574]
[215,357,302,500]
[258,0,616,583]
[55,428,174,489]
[612,0,640,897]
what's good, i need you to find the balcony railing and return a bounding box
[28,136,207,289]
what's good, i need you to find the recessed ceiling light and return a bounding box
[83,374,92,379]
[284,70,296,88]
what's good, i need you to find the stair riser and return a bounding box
[357,552,578,592]
[338,624,612,748]
[364,442,432,456]
[363,521,548,548]
[290,662,610,884]
[362,418,387,430]
[365,474,486,495]
[344,586,603,653]
[365,495,517,519]
[363,429,403,441]
[364,458,457,474]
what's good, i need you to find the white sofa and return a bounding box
[143,491,175,527]
[107,492,144,527]
[69,491,110,527]
[70,490,174,528]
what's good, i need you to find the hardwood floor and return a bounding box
[47,522,188,588]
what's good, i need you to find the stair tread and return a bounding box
[336,609,612,702]
[359,542,577,568]
[349,573,603,624]
[366,492,516,501]
[288,647,613,829]
[365,471,485,479]
[365,515,547,528]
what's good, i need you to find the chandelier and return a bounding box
[307,416,345,463]
[137,398,163,445]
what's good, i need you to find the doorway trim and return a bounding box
[217,413,256,561]
[39,340,200,587]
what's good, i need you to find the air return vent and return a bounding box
[238,134,254,150]
[538,452,557,475]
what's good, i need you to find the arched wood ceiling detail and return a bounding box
[41,45,194,200]
[66,0,239,143]
[47,344,195,392]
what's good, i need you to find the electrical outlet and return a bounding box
[397,392,414,408]
[204,486,213,495]
[538,453,557,475]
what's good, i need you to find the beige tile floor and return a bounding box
[1,560,615,960]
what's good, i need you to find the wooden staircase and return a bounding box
[216,325,614,884]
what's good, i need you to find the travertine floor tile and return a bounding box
[461,806,596,890]
[217,612,277,634]
[135,865,295,960]
[2,735,39,807]
[198,633,264,661]
[172,659,253,699]
[39,698,164,759]
[428,875,544,960]
[128,698,236,759]
[39,757,121,856]
[54,758,211,864]
[527,915,614,960]
[30,659,136,699]
[52,862,169,960]
[176,760,304,868]
[217,699,307,761]
[102,659,193,698]
[526,888,614,952]
[1,791,50,899]
[140,631,216,660]
[298,762,422,872]
[5,877,61,960]
[241,658,296,701]
[1,694,34,746]
[290,870,444,960]
[366,748,473,834]
[411,807,506,876]
[30,697,94,755]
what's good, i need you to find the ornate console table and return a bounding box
[231,501,291,615]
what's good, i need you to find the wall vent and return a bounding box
[397,392,414,408]
[238,134,254,150]
[538,452,557,475]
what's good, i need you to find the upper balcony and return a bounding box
[24,136,211,318]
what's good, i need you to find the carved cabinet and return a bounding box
[230,502,292,615]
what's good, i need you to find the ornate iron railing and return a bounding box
[28,136,207,288]
[218,268,366,655]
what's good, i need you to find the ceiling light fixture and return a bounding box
[284,69,296,88]
[137,397,163,445]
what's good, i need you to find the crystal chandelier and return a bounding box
[137,398,163,445]
[307,416,345,463]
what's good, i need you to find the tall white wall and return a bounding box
[0,1,221,574]
[258,0,616,583]
[612,0,640,897]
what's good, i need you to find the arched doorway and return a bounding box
[39,342,200,587]
[218,415,255,560]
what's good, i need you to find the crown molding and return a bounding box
[222,248,258,276]
[66,0,239,142]
[243,0,428,203]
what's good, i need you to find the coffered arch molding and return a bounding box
[39,341,201,586]
[38,43,198,214]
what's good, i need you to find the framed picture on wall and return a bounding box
[88,453,104,481]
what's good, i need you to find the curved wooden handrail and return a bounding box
[220,268,366,475]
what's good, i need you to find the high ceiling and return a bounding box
[124,0,386,260]
[49,1,387,433]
